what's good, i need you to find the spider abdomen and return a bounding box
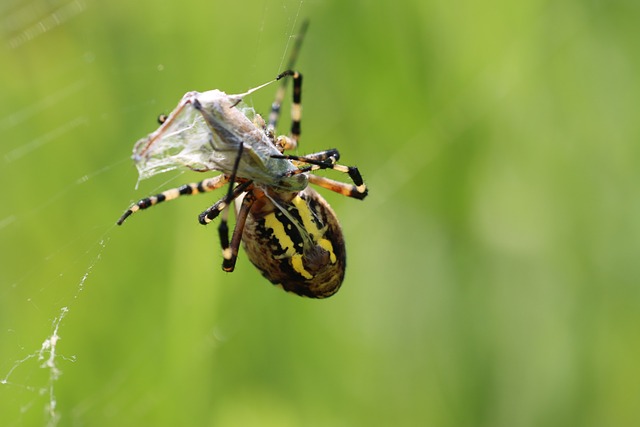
[242,187,346,298]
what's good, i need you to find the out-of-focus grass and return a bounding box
[1,0,639,426]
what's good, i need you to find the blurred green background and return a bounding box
[1,0,639,426]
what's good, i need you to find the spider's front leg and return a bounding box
[117,174,230,225]
[194,128,256,272]
[198,181,254,272]
[272,150,368,200]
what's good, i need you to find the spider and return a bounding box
[117,29,367,298]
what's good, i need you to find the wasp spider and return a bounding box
[118,27,367,298]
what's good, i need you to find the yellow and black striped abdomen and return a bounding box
[242,187,346,298]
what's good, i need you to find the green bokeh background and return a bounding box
[2,0,639,426]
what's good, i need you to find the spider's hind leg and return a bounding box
[270,70,303,151]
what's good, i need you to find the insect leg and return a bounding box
[134,92,199,158]
[117,174,230,225]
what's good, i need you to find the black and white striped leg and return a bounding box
[266,20,308,138]
[214,138,245,264]
[271,151,368,199]
[197,180,252,225]
[198,181,252,270]
[199,181,253,271]
[273,149,340,168]
[117,174,230,225]
[271,70,303,150]
[195,141,255,271]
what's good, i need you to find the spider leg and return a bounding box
[267,20,308,143]
[198,180,252,225]
[196,141,255,271]
[270,70,303,151]
[267,84,285,135]
[308,174,368,200]
[221,192,255,271]
[278,149,340,166]
[210,137,244,230]
[196,180,252,270]
[117,174,230,225]
[272,151,368,200]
